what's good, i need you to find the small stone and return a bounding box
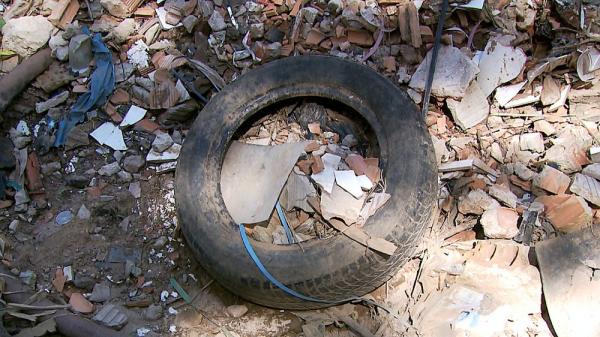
[264,26,285,43]
[514,162,536,181]
[152,236,168,248]
[226,304,248,318]
[490,142,504,163]
[41,162,61,175]
[1,16,54,57]
[19,270,36,287]
[342,134,358,147]
[208,11,227,31]
[9,220,19,232]
[397,66,411,84]
[152,133,174,153]
[129,181,141,198]
[197,0,213,17]
[327,0,343,14]
[66,175,89,189]
[519,133,545,153]
[488,184,518,208]
[117,170,133,182]
[11,136,31,149]
[182,15,198,33]
[100,0,130,18]
[251,226,272,243]
[92,304,128,328]
[249,23,264,39]
[56,46,69,61]
[89,282,111,302]
[122,155,145,173]
[302,7,319,25]
[582,163,600,180]
[49,34,68,50]
[480,207,519,239]
[458,189,500,215]
[143,304,163,321]
[98,162,121,176]
[112,19,137,44]
[35,91,69,113]
[114,150,125,162]
[73,275,96,290]
[77,204,91,220]
[533,120,556,136]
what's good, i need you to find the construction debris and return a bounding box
[0,0,598,335]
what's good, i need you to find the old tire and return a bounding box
[176,56,437,309]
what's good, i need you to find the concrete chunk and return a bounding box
[569,173,600,207]
[409,45,479,99]
[480,207,519,239]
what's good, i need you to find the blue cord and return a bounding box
[275,202,294,244]
[239,224,403,316]
[239,224,330,303]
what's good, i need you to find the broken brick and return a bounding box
[311,155,324,174]
[345,154,367,176]
[347,30,374,47]
[296,159,312,175]
[304,141,321,152]
[537,194,592,233]
[305,29,326,46]
[458,189,501,215]
[134,119,160,134]
[110,88,130,105]
[105,103,123,123]
[488,184,518,208]
[533,165,570,195]
[510,175,532,191]
[383,56,396,72]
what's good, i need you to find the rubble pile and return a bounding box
[235,101,388,244]
[0,0,598,335]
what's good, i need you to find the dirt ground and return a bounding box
[2,0,600,335]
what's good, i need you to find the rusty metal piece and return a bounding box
[0,49,52,113]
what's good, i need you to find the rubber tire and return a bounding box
[176,55,437,309]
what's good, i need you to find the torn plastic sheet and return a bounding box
[54,27,115,147]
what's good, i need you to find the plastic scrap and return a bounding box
[55,210,74,225]
[90,122,127,151]
[120,105,147,127]
[169,277,191,304]
[54,28,115,147]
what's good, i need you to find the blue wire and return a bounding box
[239,224,401,315]
[238,224,329,303]
[275,202,294,244]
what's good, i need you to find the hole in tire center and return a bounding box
[220,97,388,246]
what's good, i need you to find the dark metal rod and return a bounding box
[421,0,449,116]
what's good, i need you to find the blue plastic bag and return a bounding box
[54,28,115,146]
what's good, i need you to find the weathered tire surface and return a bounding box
[176,56,437,309]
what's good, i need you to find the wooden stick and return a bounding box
[7,303,71,310]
